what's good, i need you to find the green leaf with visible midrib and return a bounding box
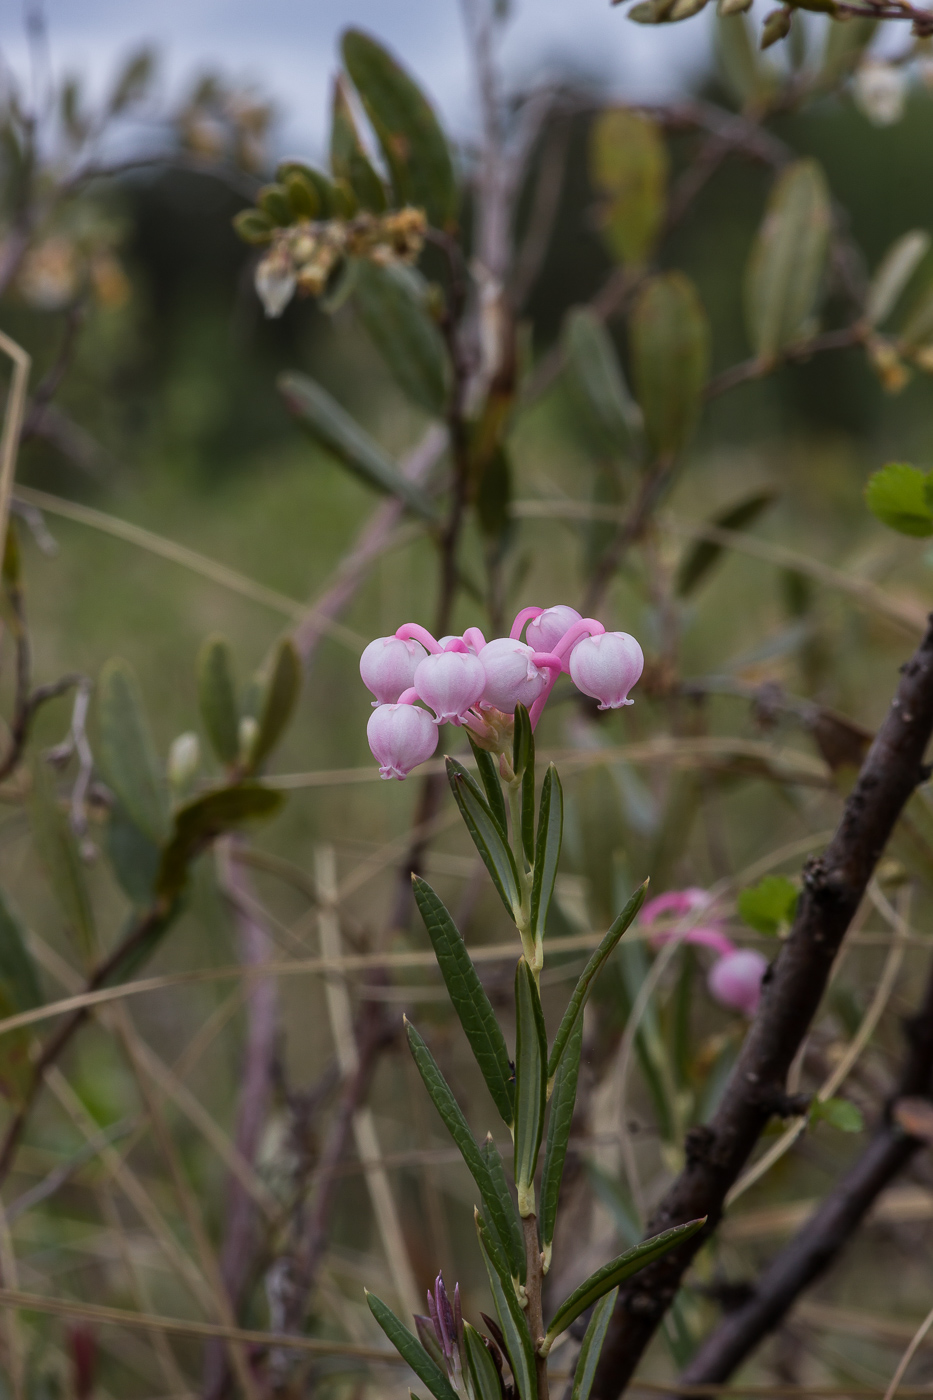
[514,960,547,1214]
[570,1288,618,1400]
[278,371,436,521]
[366,1292,459,1400]
[542,1218,706,1354]
[406,1019,524,1282]
[630,273,709,459]
[464,1322,503,1400]
[745,159,831,362]
[476,1217,536,1400]
[530,765,563,943]
[512,704,535,866]
[548,882,648,1083]
[480,1134,524,1278]
[412,876,514,1128]
[540,1016,582,1255]
[446,758,520,918]
[466,734,508,841]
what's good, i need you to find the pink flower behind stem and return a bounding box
[524,604,583,658]
[414,650,486,725]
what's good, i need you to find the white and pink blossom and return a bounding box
[568,630,644,710]
[414,649,486,726]
[360,635,426,706]
[707,949,768,1018]
[479,638,549,712]
[524,604,583,659]
[367,702,439,780]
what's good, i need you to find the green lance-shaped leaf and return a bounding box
[514,959,547,1217]
[366,1291,459,1400]
[98,658,172,846]
[446,758,521,919]
[406,1018,525,1282]
[530,765,563,946]
[675,490,777,597]
[157,784,284,900]
[630,273,709,459]
[353,261,448,417]
[30,758,96,961]
[198,633,240,766]
[512,704,535,866]
[865,462,933,538]
[481,1133,525,1280]
[106,801,160,908]
[247,637,302,772]
[548,881,648,1087]
[564,308,640,455]
[412,875,515,1128]
[866,230,931,328]
[464,1322,504,1400]
[570,1288,618,1400]
[589,108,668,266]
[341,28,458,230]
[540,1016,582,1269]
[466,733,508,840]
[539,1217,707,1356]
[745,159,831,364]
[476,1215,536,1400]
[331,73,387,212]
[278,371,436,522]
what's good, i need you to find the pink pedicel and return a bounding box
[360,635,426,706]
[707,949,768,1018]
[414,649,487,726]
[651,925,738,959]
[568,630,644,710]
[367,702,439,780]
[524,604,583,660]
[641,887,711,925]
[479,638,549,712]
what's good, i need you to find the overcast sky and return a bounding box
[0,0,714,159]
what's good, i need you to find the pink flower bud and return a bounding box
[367,703,438,779]
[414,650,486,726]
[568,630,644,710]
[478,638,548,713]
[525,605,582,659]
[360,636,426,706]
[707,949,768,1018]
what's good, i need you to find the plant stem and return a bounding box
[523,1212,549,1400]
[507,775,536,970]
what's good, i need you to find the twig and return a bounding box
[0,332,31,554]
[705,327,866,400]
[590,615,933,1400]
[882,1303,933,1400]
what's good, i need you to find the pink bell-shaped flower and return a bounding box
[569,630,644,710]
[360,636,426,706]
[367,703,439,780]
[525,605,582,659]
[479,638,548,713]
[414,650,486,726]
[707,949,768,1018]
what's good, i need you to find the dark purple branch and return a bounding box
[591,615,933,1400]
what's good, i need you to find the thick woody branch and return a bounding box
[591,616,933,1400]
[677,953,933,1388]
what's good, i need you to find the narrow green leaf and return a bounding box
[866,230,931,328]
[406,1019,524,1281]
[548,882,648,1083]
[198,633,240,766]
[30,759,96,961]
[745,159,832,363]
[465,733,508,840]
[541,1218,706,1355]
[278,371,436,521]
[98,658,171,845]
[630,273,709,458]
[675,491,776,597]
[570,1288,618,1400]
[0,889,40,1011]
[530,765,563,945]
[331,73,387,212]
[412,876,514,1128]
[865,462,933,537]
[105,801,160,908]
[366,1292,459,1400]
[353,261,448,416]
[464,1322,504,1400]
[342,28,458,229]
[446,758,521,918]
[589,108,668,266]
[514,960,547,1216]
[564,308,640,454]
[512,704,535,865]
[540,1016,582,1260]
[476,1218,536,1400]
[481,1134,525,1284]
[248,637,302,771]
[414,1317,446,1372]
[157,784,284,899]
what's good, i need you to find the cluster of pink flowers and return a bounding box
[360,605,645,780]
[641,888,768,1018]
